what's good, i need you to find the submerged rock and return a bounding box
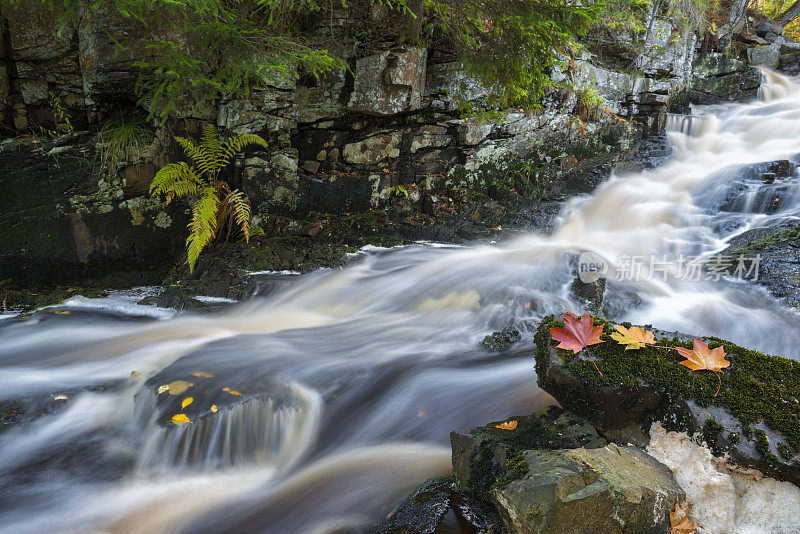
[534,315,800,486]
[480,327,522,352]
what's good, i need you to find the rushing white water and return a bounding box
[1,71,800,534]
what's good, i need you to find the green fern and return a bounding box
[150,127,267,272]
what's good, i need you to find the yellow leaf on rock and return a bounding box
[495,420,518,430]
[222,387,230,392]
[210,405,218,413]
[192,372,214,378]
[181,397,194,409]
[168,381,194,395]
[226,389,243,396]
[611,324,656,350]
[171,413,191,425]
[670,498,701,533]
[157,385,169,394]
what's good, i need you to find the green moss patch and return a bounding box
[535,315,800,463]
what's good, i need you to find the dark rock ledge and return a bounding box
[372,316,800,533]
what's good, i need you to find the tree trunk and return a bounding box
[778,0,800,26]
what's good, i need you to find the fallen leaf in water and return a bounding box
[158,381,194,396]
[226,389,243,396]
[51,310,70,315]
[676,338,730,373]
[495,420,518,430]
[210,405,218,413]
[670,498,700,533]
[550,312,604,354]
[181,397,194,409]
[130,371,142,380]
[222,387,230,391]
[52,394,69,401]
[611,324,655,350]
[192,372,214,378]
[171,413,191,425]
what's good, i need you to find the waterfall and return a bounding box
[2,71,800,534]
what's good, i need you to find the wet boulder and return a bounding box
[718,222,800,307]
[450,406,607,500]
[747,45,781,69]
[480,327,522,352]
[690,54,761,105]
[372,477,503,534]
[492,445,683,534]
[534,315,800,486]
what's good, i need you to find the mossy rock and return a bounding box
[492,445,683,534]
[450,406,607,500]
[534,315,800,486]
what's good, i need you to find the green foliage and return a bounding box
[98,114,153,175]
[150,127,268,271]
[428,0,605,108]
[666,0,721,32]
[576,87,605,120]
[37,91,74,139]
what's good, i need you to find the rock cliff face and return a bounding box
[0,4,781,285]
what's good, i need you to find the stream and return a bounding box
[1,70,800,534]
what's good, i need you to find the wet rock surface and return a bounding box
[480,327,522,353]
[720,222,800,307]
[372,477,504,534]
[690,53,762,104]
[450,406,607,500]
[492,445,682,534]
[534,315,800,486]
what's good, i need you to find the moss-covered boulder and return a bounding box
[493,444,683,534]
[534,315,800,486]
[450,406,607,501]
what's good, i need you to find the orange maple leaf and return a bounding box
[494,420,518,430]
[676,338,730,373]
[676,338,730,396]
[670,498,701,533]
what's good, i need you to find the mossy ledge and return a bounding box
[534,315,800,486]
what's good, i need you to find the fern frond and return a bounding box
[164,179,202,203]
[200,126,226,172]
[177,136,217,178]
[223,188,251,242]
[186,186,220,272]
[150,162,196,197]
[222,133,268,161]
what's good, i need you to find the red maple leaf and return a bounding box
[550,312,605,375]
